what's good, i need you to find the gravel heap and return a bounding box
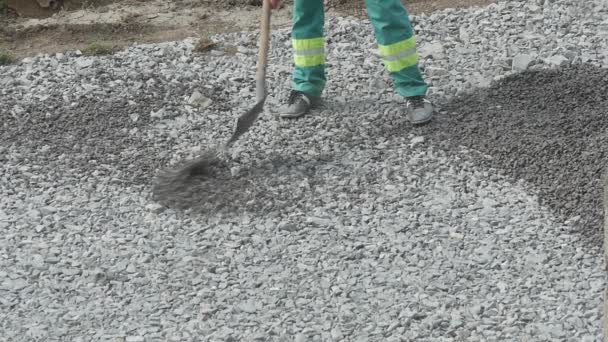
[424,65,608,243]
[1,0,606,341]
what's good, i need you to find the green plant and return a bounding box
[0,0,7,16]
[194,37,217,53]
[0,50,14,65]
[81,41,114,56]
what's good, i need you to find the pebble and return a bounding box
[238,302,257,313]
[187,90,213,108]
[125,336,145,342]
[145,203,164,213]
[150,108,166,119]
[512,53,536,71]
[75,58,94,69]
[419,42,446,60]
[544,54,570,67]
[426,66,448,77]
[410,136,425,146]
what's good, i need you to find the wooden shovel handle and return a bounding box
[255,0,271,101]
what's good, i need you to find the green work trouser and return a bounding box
[291,0,428,98]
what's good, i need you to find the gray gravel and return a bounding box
[1,0,606,341]
[422,64,608,243]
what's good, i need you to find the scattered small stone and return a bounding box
[544,54,570,67]
[410,136,425,146]
[512,54,536,71]
[126,336,145,342]
[187,90,213,108]
[449,231,464,240]
[330,327,343,340]
[150,108,166,119]
[238,302,257,313]
[126,264,137,273]
[39,206,57,215]
[145,203,164,213]
[75,58,94,69]
[306,216,333,227]
[426,66,448,77]
[278,221,300,232]
[419,42,446,60]
[29,254,45,269]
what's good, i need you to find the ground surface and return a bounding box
[1,0,607,341]
[1,0,494,59]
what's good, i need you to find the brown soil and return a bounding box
[1,0,495,60]
[332,0,495,16]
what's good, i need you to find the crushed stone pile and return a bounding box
[423,64,608,243]
[0,0,606,341]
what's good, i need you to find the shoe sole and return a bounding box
[275,97,322,119]
[277,101,319,119]
[277,111,308,119]
[408,112,433,125]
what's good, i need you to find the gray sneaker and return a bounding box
[278,90,320,118]
[406,95,434,125]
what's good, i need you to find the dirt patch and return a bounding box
[1,0,297,58]
[1,22,199,59]
[1,0,495,59]
[329,0,496,17]
[61,0,117,10]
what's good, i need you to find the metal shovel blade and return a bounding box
[227,94,267,146]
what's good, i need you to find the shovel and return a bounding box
[159,0,272,181]
[226,0,272,146]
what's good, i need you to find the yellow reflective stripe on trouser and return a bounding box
[293,37,325,68]
[378,37,419,73]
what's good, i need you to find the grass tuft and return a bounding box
[194,37,217,53]
[81,42,114,56]
[0,49,14,65]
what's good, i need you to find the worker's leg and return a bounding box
[364,0,428,98]
[291,0,326,97]
[279,0,325,118]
